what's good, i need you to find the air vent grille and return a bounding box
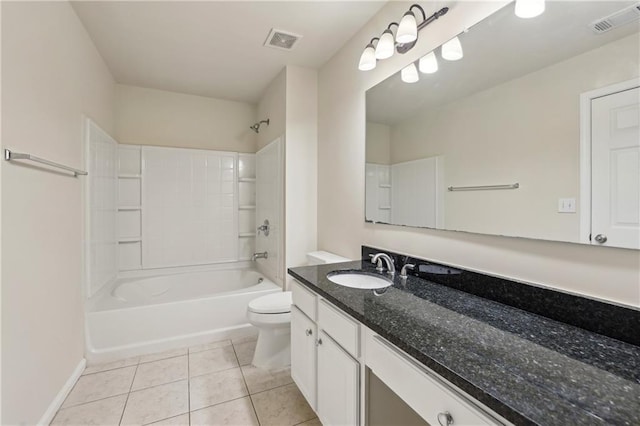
[589,2,640,34]
[264,28,302,51]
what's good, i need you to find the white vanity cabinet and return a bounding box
[290,279,509,426]
[291,280,361,426]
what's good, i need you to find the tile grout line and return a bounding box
[119,362,140,425]
[232,343,262,426]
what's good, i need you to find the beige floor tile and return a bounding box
[139,348,188,364]
[231,334,258,346]
[189,368,248,411]
[147,413,190,425]
[233,340,256,366]
[251,383,316,426]
[190,397,259,426]
[62,366,136,408]
[52,394,127,425]
[189,339,232,353]
[132,355,188,391]
[83,356,139,375]
[295,418,322,426]
[121,380,188,425]
[241,365,293,394]
[189,345,238,377]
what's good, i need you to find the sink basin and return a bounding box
[326,270,393,290]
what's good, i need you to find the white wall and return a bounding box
[115,84,257,153]
[1,2,115,423]
[317,1,640,307]
[257,70,286,151]
[284,66,318,290]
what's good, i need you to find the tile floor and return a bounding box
[52,336,322,426]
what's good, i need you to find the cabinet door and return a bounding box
[317,331,360,426]
[291,305,317,410]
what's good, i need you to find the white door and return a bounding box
[291,306,317,411]
[317,331,360,426]
[591,87,640,249]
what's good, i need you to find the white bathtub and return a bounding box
[86,264,280,363]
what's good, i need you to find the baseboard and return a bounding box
[38,358,86,425]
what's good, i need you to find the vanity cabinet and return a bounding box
[291,280,361,426]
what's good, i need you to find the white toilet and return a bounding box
[247,251,350,369]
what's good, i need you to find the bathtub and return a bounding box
[85,264,280,363]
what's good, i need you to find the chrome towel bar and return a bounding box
[448,183,519,191]
[4,149,87,177]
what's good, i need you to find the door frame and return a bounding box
[578,78,640,244]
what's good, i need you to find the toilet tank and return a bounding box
[306,251,350,265]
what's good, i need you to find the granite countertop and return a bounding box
[288,260,640,426]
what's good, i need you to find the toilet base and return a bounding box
[252,327,291,370]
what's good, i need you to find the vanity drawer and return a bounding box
[318,299,359,357]
[291,280,317,321]
[365,330,504,426]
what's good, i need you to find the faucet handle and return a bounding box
[400,263,415,278]
[369,254,385,272]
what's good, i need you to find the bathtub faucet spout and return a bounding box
[252,252,268,261]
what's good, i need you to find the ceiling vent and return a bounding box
[264,28,302,51]
[589,2,640,34]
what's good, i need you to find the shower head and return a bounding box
[250,119,270,133]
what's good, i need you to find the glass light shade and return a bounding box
[401,63,419,83]
[442,36,463,61]
[375,29,395,60]
[515,0,545,18]
[358,45,376,71]
[396,11,418,44]
[418,51,438,74]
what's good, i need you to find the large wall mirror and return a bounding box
[365,1,640,249]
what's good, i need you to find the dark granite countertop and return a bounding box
[288,260,640,426]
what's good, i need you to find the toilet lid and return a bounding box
[248,291,292,314]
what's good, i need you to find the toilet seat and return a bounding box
[248,291,292,314]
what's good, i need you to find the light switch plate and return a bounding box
[558,198,576,213]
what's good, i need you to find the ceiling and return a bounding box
[367,1,640,125]
[71,1,386,104]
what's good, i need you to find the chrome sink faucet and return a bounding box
[252,252,268,261]
[371,253,395,277]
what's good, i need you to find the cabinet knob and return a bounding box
[305,328,313,336]
[437,411,453,426]
[316,338,323,346]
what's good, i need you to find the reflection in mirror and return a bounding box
[365,1,640,249]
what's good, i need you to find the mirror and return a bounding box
[365,1,640,249]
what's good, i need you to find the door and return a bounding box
[317,331,360,426]
[291,306,317,410]
[591,87,640,249]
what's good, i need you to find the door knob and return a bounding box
[594,234,607,244]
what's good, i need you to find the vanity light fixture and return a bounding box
[441,36,463,61]
[357,4,449,71]
[396,4,426,44]
[515,0,546,18]
[401,63,420,83]
[375,23,399,60]
[358,37,379,71]
[418,51,438,74]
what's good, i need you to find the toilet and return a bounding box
[247,251,350,369]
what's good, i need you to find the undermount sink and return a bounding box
[326,270,393,290]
